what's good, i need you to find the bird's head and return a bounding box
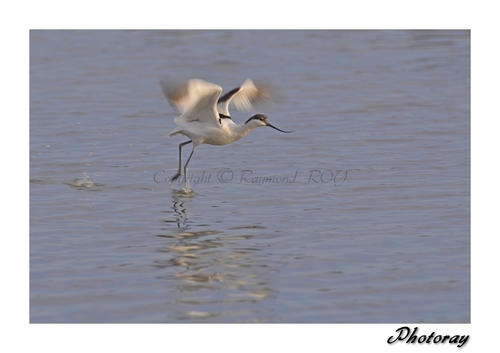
[244,114,292,133]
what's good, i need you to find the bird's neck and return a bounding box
[231,122,259,141]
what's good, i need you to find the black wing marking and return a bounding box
[217,87,241,104]
[218,113,232,124]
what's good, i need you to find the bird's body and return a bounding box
[160,78,291,189]
[171,115,259,146]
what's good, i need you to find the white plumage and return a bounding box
[159,78,291,189]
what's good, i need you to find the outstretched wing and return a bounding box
[217,78,274,116]
[160,78,223,126]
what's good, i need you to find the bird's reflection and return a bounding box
[170,189,193,228]
[154,192,277,321]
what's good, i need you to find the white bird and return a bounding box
[160,78,291,187]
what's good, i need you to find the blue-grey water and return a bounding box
[30,30,470,323]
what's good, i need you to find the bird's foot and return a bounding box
[171,172,182,183]
[171,172,194,194]
[181,184,194,194]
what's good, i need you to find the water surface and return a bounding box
[30,30,470,323]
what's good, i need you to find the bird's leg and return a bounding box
[183,148,196,187]
[171,140,192,183]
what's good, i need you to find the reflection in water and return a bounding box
[171,191,189,228]
[154,192,277,321]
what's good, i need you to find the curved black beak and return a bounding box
[267,123,293,133]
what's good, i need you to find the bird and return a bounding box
[159,78,292,189]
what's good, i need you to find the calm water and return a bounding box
[30,30,470,323]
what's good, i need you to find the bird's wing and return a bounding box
[217,78,273,116]
[160,78,223,126]
[160,78,192,113]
